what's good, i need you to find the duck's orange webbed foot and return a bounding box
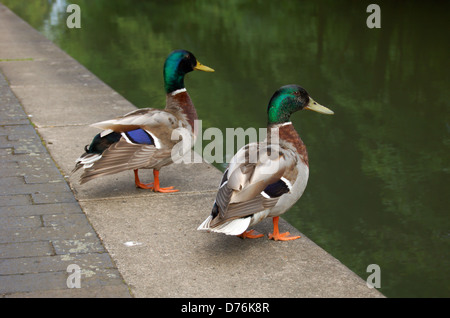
[268,231,301,241]
[151,169,179,193]
[134,169,179,192]
[237,229,264,239]
[268,216,301,241]
[152,185,179,193]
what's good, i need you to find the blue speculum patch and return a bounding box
[124,129,154,145]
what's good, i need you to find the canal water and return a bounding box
[3,0,448,297]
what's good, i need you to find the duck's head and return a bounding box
[163,49,214,94]
[267,84,334,124]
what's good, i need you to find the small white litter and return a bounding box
[123,241,143,247]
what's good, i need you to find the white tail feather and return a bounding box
[198,216,251,236]
[213,218,252,236]
[75,154,102,167]
[197,215,213,231]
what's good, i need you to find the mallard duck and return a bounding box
[72,50,214,192]
[198,85,333,240]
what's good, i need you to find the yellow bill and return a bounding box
[304,98,334,115]
[194,61,215,72]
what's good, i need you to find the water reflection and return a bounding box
[3,0,448,297]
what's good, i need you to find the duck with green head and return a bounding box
[198,85,333,240]
[73,50,214,192]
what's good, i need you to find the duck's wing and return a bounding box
[91,108,182,146]
[78,138,172,184]
[208,142,298,228]
[78,109,187,183]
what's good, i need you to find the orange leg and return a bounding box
[237,229,264,239]
[134,169,154,189]
[268,216,301,241]
[134,169,179,193]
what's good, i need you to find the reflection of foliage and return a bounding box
[1,0,52,28]
[4,0,449,297]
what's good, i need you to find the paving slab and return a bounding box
[0,202,82,217]
[0,268,125,294]
[3,285,132,298]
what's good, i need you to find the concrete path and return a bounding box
[0,4,383,298]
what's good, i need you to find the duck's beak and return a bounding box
[194,61,215,72]
[304,98,334,115]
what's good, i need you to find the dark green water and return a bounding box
[3,0,449,297]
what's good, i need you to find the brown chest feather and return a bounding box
[278,124,309,166]
[165,91,198,130]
